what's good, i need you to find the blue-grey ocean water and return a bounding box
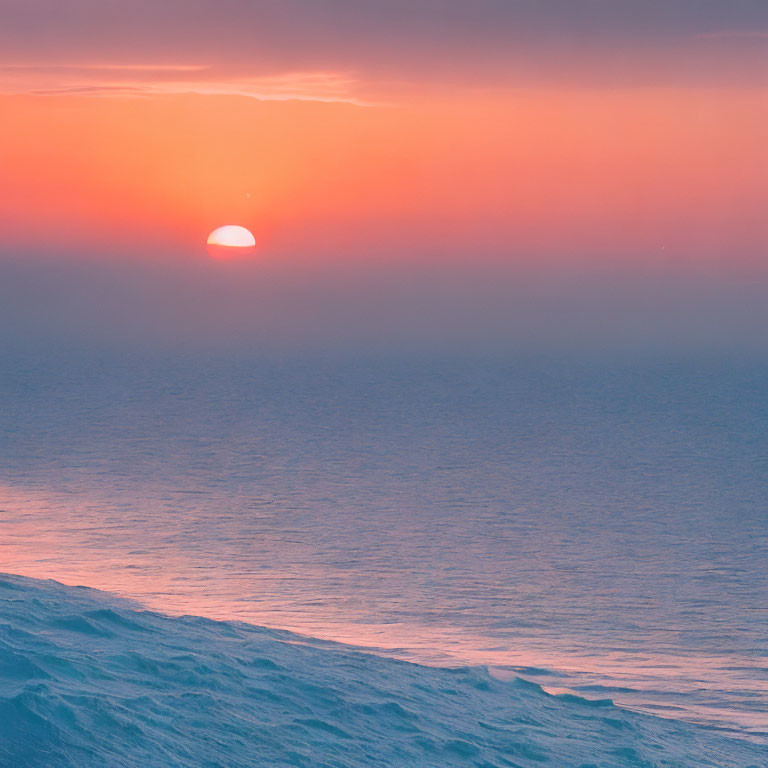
[1,350,766,744]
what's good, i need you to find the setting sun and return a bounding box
[206,225,256,259]
[207,225,256,248]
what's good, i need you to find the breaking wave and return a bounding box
[0,574,764,768]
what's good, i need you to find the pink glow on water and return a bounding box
[2,476,766,738]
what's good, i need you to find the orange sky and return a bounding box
[1,84,766,269]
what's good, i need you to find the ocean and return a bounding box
[1,347,766,744]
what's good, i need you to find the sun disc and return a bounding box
[207,225,256,249]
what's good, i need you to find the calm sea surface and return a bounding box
[1,349,766,740]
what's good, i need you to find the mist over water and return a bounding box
[1,344,766,740]
[1,255,766,354]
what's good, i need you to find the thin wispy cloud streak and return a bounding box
[694,29,768,39]
[0,63,368,104]
[0,63,209,72]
